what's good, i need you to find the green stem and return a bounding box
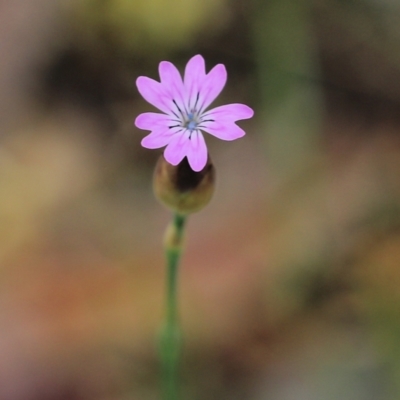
[160,213,186,400]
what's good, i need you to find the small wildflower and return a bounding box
[135,55,254,172]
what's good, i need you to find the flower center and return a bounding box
[184,112,198,131]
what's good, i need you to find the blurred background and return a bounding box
[1,0,400,399]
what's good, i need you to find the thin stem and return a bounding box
[160,213,186,400]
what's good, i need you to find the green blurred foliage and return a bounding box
[254,0,323,183]
[65,0,228,55]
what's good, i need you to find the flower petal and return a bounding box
[184,55,206,110]
[203,103,254,122]
[164,131,191,165]
[141,127,177,149]
[198,64,227,112]
[135,112,174,130]
[186,131,208,172]
[159,61,183,88]
[159,61,185,113]
[201,120,245,141]
[136,76,171,114]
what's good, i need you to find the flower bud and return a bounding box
[153,155,215,214]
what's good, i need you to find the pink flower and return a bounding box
[135,55,254,172]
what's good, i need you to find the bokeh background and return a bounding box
[1,0,400,399]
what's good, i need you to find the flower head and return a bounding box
[135,55,254,172]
